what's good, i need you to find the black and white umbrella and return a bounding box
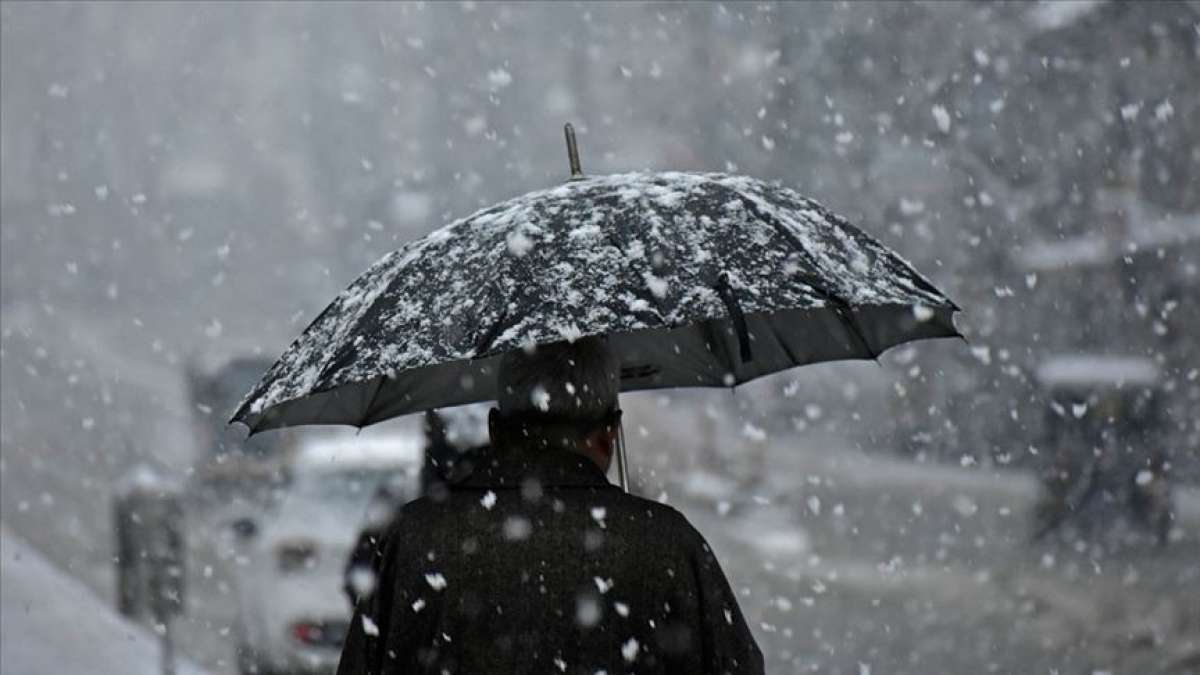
[234,127,959,470]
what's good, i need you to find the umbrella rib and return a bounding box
[824,295,879,361]
[356,376,387,427]
[472,306,511,359]
[734,195,878,360]
[601,226,672,325]
[714,273,753,363]
[763,313,803,367]
[316,343,363,387]
[698,317,739,384]
[734,196,840,292]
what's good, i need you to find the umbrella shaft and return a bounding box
[616,422,629,492]
[564,123,583,179]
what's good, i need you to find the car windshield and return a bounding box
[286,469,400,509]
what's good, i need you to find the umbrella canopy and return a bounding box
[234,170,958,434]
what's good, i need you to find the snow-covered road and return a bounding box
[0,524,209,675]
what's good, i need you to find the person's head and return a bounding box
[489,336,622,471]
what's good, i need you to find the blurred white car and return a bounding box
[231,433,421,675]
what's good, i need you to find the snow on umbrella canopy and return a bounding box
[233,170,959,434]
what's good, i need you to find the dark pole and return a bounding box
[160,619,176,675]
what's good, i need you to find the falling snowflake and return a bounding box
[621,638,640,662]
[348,565,377,597]
[204,318,223,338]
[362,615,380,636]
[503,516,532,541]
[481,490,497,510]
[576,594,602,627]
[530,385,551,412]
[487,68,513,89]
[1155,99,1174,121]
[931,105,951,133]
[741,422,767,442]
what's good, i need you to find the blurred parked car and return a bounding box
[231,433,421,675]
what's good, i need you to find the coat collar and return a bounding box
[454,445,614,490]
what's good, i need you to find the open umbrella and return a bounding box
[233,125,960,486]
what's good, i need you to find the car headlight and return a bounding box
[276,539,318,573]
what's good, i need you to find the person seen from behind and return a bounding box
[337,336,763,674]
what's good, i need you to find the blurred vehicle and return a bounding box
[231,432,422,675]
[1032,354,1172,547]
[185,357,295,505]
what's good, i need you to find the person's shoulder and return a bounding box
[378,494,444,541]
[383,487,489,528]
[610,492,707,545]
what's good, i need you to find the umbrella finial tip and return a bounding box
[564,123,583,180]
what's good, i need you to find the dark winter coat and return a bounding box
[336,445,763,675]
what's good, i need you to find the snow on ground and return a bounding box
[0,524,209,675]
[672,438,1200,674]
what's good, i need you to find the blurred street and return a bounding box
[5,425,1198,674]
[4,2,1199,673]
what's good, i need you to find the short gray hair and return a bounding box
[497,336,619,422]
